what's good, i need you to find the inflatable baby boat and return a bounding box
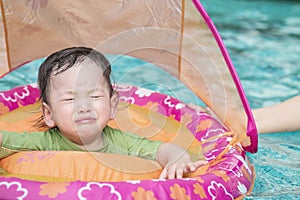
[0,0,257,199]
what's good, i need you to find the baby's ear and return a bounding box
[42,102,56,128]
[110,91,119,119]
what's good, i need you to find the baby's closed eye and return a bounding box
[61,97,74,102]
[90,94,104,99]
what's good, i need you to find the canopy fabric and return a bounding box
[0,0,257,152]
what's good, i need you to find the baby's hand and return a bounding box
[159,159,208,179]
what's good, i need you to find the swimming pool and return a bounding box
[201,0,300,199]
[0,1,299,199]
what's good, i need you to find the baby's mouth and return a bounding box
[75,117,96,125]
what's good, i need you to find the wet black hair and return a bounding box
[36,46,114,128]
[38,46,113,104]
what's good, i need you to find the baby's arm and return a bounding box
[156,143,207,179]
[0,131,18,159]
[0,131,48,159]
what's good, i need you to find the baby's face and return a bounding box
[43,61,116,148]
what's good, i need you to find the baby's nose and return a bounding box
[76,99,92,113]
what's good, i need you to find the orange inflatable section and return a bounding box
[0,102,207,182]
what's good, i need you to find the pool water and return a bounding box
[201,0,300,199]
[0,0,299,199]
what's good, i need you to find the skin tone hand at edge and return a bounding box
[189,95,300,135]
[252,95,300,134]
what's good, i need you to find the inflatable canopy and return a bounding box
[0,0,258,199]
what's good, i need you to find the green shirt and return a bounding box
[0,126,162,160]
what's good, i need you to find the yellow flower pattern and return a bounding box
[39,182,69,198]
[170,184,191,200]
[132,187,157,200]
[196,119,213,132]
[193,183,207,199]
